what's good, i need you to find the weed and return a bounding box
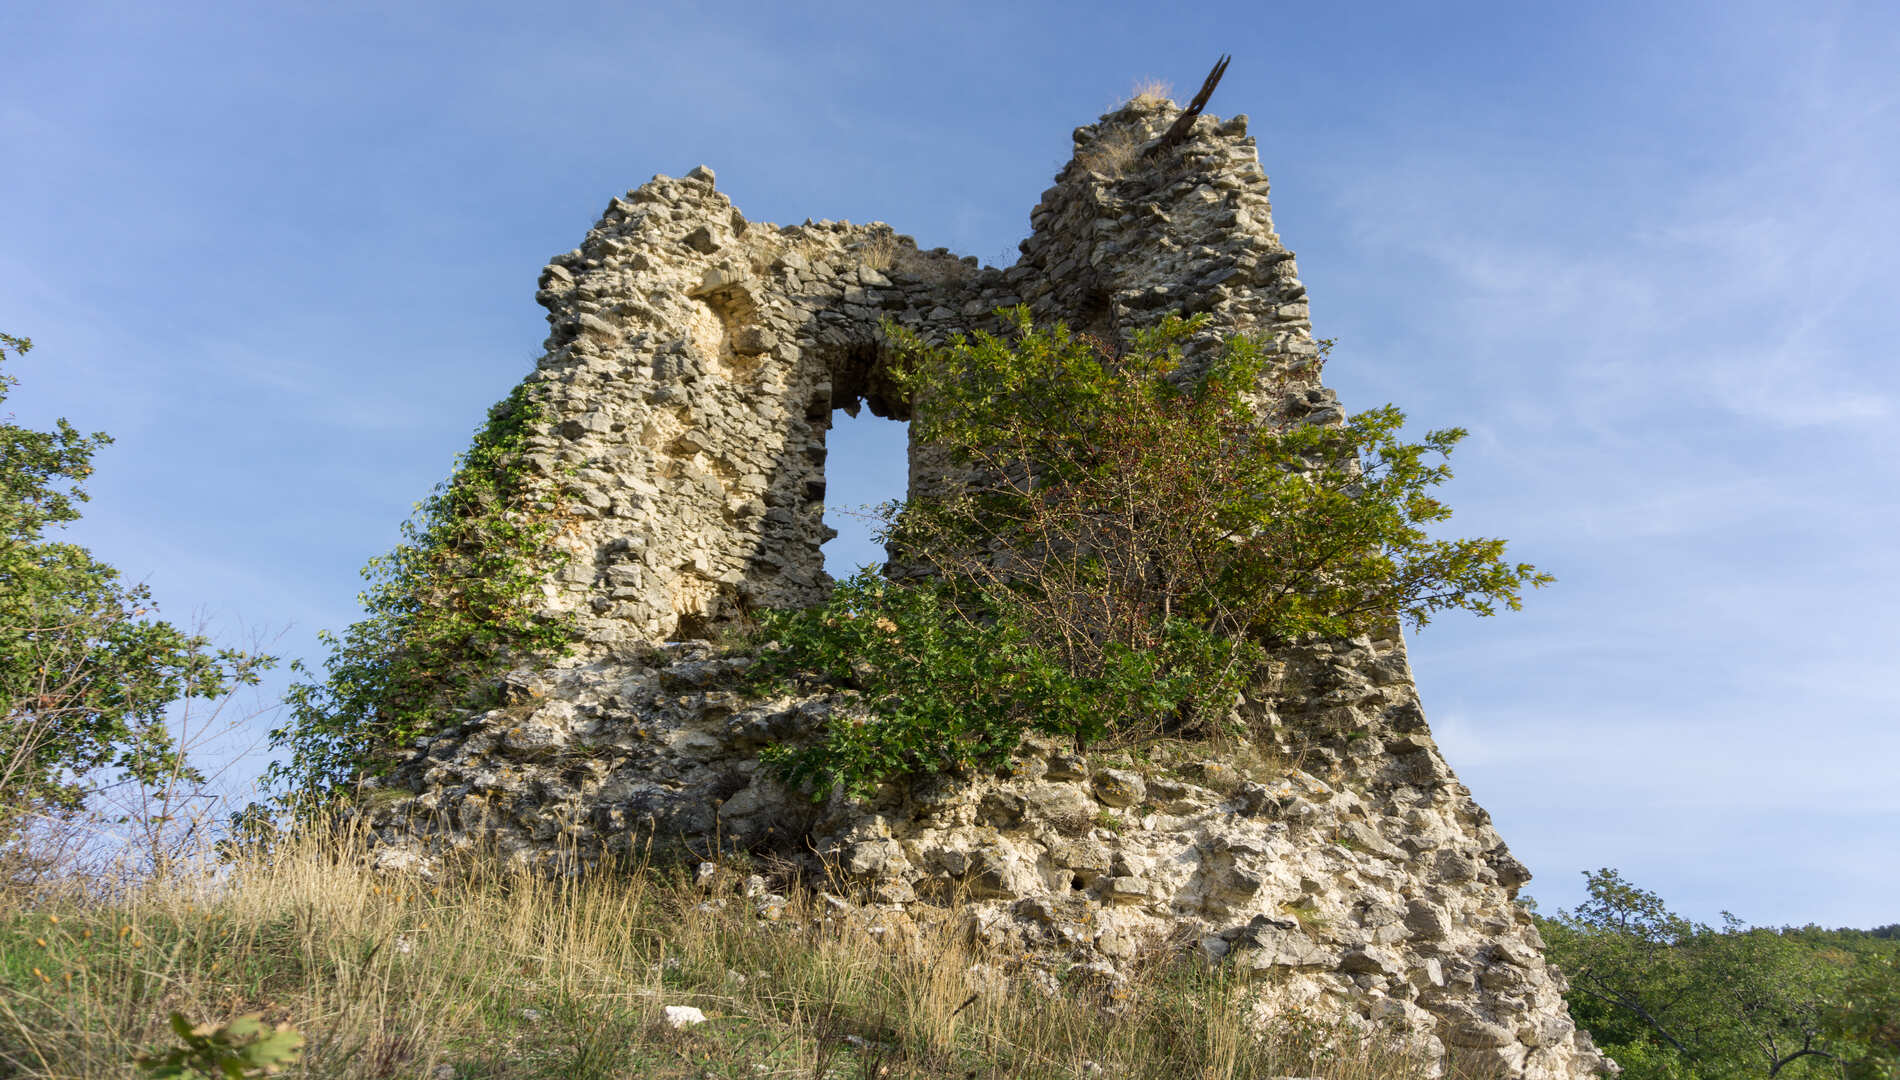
[133,1012,303,1078]
[1126,78,1173,106]
[1284,900,1331,931]
[1074,124,1147,178]
[855,230,899,271]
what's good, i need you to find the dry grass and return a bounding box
[1074,125,1147,180]
[1126,79,1173,107]
[1071,76,1184,179]
[0,820,1446,1079]
[854,231,899,272]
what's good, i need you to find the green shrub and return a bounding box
[750,572,1216,802]
[752,310,1549,801]
[885,309,1548,655]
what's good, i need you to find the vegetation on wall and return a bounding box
[0,332,273,858]
[750,571,1221,802]
[752,310,1550,801]
[265,380,576,807]
[1538,869,1900,1079]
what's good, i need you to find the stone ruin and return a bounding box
[363,94,1613,1078]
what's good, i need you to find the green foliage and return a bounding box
[1832,953,1900,1079]
[1539,869,1900,1079]
[887,309,1549,648]
[267,381,576,807]
[0,333,272,838]
[134,1012,304,1079]
[750,572,1216,802]
[754,311,1548,801]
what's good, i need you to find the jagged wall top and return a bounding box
[510,97,1333,652]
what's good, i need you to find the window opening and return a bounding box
[820,408,909,578]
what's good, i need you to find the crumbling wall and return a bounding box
[513,167,1008,651]
[364,97,1611,1079]
[504,98,1337,651]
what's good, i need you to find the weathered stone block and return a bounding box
[1091,768,1145,808]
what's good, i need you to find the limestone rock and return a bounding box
[1091,768,1145,808]
[662,1005,707,1028]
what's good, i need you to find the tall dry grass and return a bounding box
[1,818,1445,1079]
[1074,126,1148,179]
[1125,79,1173,107]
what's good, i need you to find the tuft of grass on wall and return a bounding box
[1074,125,1148,179]
[1125,78,1173,107]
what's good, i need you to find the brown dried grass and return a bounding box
[1127,78,1174,106]
[0,816,1448,1079]
[1075,125,1148,179]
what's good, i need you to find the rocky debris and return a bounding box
[359,94,1610,1079]
[661,1005,707,1028]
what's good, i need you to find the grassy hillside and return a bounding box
[1,823,1449,1080]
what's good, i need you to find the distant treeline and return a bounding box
[1536,870,1899,1079]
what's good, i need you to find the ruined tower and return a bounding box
[369,96,1612,1079]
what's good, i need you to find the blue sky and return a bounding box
[4,1,1895,928]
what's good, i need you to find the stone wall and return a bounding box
[362,96,1611,1079]
[501,97,1335,651]
[369,632,1605,1079]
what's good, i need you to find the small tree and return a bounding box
[754,311,1550,799]
[887,310,1547,718]
[1537,869,1709,1065]
[0,332,273,861]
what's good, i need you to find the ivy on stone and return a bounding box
[267,380,576,807]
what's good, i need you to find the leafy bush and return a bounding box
[134,1012,303,1078]
[750,573,1220,802]
[266,381,576,807]
[1,332,272,847]
[888,309,1547,651]
[753,310,1549,800]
